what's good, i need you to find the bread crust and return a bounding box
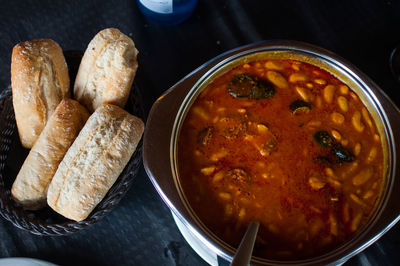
[47,104,144,221]
[11,99,89,210]
[74,28,139,113]
[11,39,70,148]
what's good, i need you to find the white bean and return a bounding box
[296,86,309,101]
[323,85,335,103]
[289,72,308,83]
[337,96,348,112]
[267,71,288,89]
[352,111,365,132]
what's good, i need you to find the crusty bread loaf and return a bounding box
[11,39,70,148]
[47,104,144,221]
[74,28,139,113]
[11,99,89,210]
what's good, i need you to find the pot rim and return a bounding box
[143,40,400,265]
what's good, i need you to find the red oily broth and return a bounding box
[177,59,384,260]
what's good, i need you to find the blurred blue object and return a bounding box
[137,0,198,26]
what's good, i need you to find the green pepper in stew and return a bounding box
[228,74,256,98]
[290,100,312,114]
[332,144,355,162]
[314,131,335,148]
[251,79,275,99]
[228,74,275,99]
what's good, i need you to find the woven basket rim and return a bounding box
[0,84,145,236]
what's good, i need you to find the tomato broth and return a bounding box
[177,59,384,260]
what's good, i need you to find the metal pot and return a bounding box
[143,40,400,265]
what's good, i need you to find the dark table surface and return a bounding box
[1,0,400,265]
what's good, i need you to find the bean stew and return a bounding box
[177,59,384,260]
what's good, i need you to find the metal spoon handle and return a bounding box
[231,221,260,266]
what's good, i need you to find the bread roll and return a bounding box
[47,104,144,221]
[11,39,70,148]
[11,99,89,210]
[74,28,139,113]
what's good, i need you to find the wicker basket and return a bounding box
[0,51,144,235]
